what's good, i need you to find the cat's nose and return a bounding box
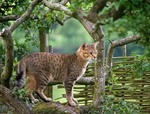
[93,56,97,60]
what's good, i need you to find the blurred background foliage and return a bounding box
[0,18,146,64]
[0,0,149,64]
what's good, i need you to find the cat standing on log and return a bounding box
[16,42,99,106]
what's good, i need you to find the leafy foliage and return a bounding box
[86,97,140,114]
[68,0,93,11]
[113,54,150,77]
[0,39,29,64]
[12,87,30,104]
[102,97,140,114]
[130,53,150,77]
[101,0,150,55]
[0,0,29,28]
[14,40,29,61]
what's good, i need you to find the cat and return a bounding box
[15,42,98,106]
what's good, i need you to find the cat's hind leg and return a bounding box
[27,75,39,103]
[36,85,52,102]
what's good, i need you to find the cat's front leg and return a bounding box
[64,79,78,107]
[72,97,78,104]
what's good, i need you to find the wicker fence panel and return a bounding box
[110,57,150,113]
[49,57,150,113]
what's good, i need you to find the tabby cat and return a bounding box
[16,42,98,106]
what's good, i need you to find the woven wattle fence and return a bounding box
[47,57,150,113]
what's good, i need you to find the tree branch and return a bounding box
[48,77,94,86]
[0,14,39,22]
[42,0,73,16]
[85,0,107,24]
[32,102,79,114]
[89,0,107,13]
[106,35,140,75]
[0,15,19,22]
[0,85,32,114]
[10,0,41,32]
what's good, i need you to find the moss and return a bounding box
[32,102,69,114]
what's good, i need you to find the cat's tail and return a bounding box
[15,61,26,88]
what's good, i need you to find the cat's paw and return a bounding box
[32,99,39,103]
[68,100,78,107]
[45,97,52,102]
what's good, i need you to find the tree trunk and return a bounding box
[39,27,49,52]
[93,30,105,110]
[76,13,105,108]
[0,29,14,88]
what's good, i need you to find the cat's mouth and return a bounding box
[87,57,97,62]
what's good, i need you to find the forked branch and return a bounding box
[106,35,140,75]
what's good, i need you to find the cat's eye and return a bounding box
[89,52,93,55]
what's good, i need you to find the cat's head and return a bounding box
[76,42,99,61]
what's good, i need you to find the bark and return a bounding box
[87,0,107,23]
[0,15,19,22]
[0,85,32,114]
[42,0,73,16]
[0,29,13,88]
[48,77,94,86]
[93,32,105,109]
[32,102,79,114]
[0,64,3,76]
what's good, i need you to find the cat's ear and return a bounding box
[93,42,99,47]
[81,43,88,50]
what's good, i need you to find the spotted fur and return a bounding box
[16,42,98,106]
